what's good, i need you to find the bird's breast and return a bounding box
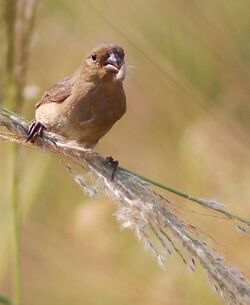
[71,83,126,124]
[62,83,126,145]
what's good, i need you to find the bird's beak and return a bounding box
[105,53,123,73]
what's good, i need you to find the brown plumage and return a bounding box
[29,44,126,148]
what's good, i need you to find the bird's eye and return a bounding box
[91,52,97,61]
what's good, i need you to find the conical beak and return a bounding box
[105,53,123,72]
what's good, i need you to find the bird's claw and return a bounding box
[106,156,119,180]
[26,121,45,143]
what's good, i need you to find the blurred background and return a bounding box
[0,0,250,304]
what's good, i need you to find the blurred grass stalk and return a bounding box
[3,1,38,304]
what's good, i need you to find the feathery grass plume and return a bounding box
[0,109,250,305]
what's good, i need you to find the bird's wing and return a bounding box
[35,75,73,109]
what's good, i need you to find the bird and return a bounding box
[27,43,127,178]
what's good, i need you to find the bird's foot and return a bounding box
[106,156,119,180]
[26,121,45,143]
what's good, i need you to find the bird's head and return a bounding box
[84,44,126,83]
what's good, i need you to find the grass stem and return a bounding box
[119,166,250,226]
[8,144,20,305]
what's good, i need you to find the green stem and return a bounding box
[8,144,20,305]
[119,166,250,226]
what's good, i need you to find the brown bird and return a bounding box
[27,44,127,178]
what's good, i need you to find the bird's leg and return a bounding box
[106,156,119,180]
[26,121,45,143]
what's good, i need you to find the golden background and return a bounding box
[0,1,250,304]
